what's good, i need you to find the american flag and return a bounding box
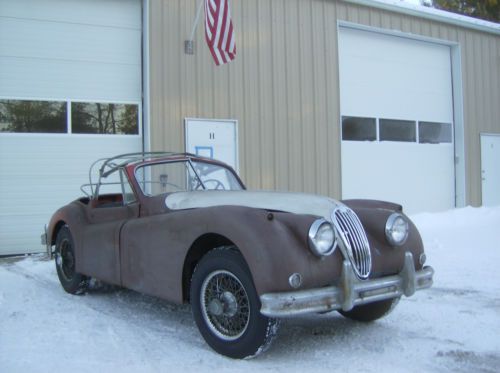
[204,0,236,66]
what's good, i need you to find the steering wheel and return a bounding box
[163,182,183,191]
[201,179,226,190]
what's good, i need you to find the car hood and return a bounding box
[165,190,341,220]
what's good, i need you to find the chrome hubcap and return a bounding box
[200,270,250,341]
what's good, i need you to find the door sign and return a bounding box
[185,118,238,171]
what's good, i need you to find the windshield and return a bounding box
[135,160,243,196]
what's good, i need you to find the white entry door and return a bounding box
[185,118,239,172]
[481,134,500,206]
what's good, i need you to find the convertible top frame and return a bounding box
[80,152,201,199]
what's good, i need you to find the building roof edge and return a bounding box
[342,0,500,36]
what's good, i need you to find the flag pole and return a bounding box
[185,0,204,54]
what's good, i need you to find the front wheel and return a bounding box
[339,297,399,322]
[190,248,279,359]
[55,225,88,295]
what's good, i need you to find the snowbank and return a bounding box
[412,206,500,293]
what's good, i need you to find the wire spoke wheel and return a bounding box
[201,270,250,341]
[190,248,279,359]
[55,226,88,295]
[57,239,76,281]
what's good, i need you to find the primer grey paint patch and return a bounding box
[165,190,340,220]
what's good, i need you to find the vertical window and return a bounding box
[0,99,67,133]
[379,119,416,142]
[342,116,377,141]
[72,102,139,134]
[119,169,136,205]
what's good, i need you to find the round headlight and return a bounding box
[308,219,336,257]
[385,213,409,247]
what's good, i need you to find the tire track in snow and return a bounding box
[4,257,205,352]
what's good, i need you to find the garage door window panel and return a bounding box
[0,99,67,133]
[342,116,377,141]
[379,119,416,142]
[72,102,139,135]
[418,122,452,144]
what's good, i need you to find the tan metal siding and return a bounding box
[148,0,500,207]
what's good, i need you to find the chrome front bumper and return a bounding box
[260,252,434,317]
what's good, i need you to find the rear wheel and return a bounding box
[55,226,88,295]
[190,248,279,359]
[339,298,399,322]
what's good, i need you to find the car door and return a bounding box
[80,168,139,285]
[120,160,196,300]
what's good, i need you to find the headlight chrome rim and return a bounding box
[308,219,337,257]
[385,213,409,247]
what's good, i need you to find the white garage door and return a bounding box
[338,27,455,214]
[0,0,142,255]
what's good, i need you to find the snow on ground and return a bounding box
[1,206,500,372]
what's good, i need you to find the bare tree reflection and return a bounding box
[0,100,66,133]
[72,102,138,134]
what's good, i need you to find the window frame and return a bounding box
[379,118,417,143]
[341,115,453,145]
[341,116,377,142]
[0,98,68,134]
[133,159,245,197]
[418,121,453,144]
[0,96,141,137]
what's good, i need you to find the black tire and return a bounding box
[190,248,279,359]
[55,226,88,295]
[339,297,399,322]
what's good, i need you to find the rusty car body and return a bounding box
[44,152,434,358]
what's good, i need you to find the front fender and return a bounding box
[46,200,88,268]
[120,205,343,303]
[215,208,344,296]
[342,199,425,275]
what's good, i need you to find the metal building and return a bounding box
[147,0,500,214]
[1,0,499,255]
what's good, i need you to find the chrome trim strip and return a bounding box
[385,213,409,246]
[333,206,371,279]
[260,252,434,317]
[308,218,337,257]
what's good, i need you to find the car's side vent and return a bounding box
[332,206,372,279]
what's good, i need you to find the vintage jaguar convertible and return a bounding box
[43,152,434,358]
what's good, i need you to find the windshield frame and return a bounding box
[187,158,209,190]
[132,158,245,197]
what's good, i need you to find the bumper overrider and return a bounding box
[260,252,434,317]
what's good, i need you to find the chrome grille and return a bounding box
[333,206,371,279]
